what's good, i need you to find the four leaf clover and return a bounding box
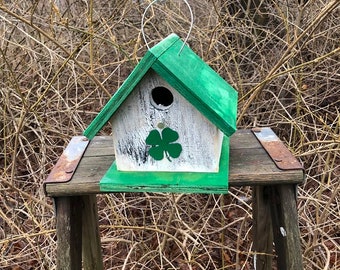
[146,126,182,161]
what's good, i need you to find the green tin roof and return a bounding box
[84,34,238,140]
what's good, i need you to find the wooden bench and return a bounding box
[44,128,304,270]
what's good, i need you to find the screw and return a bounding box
[253,127,261,133]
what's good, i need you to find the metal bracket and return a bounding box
[252,127,303,171]
[44,136,89,185]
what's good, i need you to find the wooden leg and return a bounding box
[252,186,273,270]
[56,196,83,270]
[81,195,104,270]
[270,185,303,270]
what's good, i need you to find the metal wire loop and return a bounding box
[141,0,194,55]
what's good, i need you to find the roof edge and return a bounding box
[149,34,180,57]
[83,33,238,139]
[150,37,238,136]
[83,52,156,139]
[152,61,237,136]
[83,34,180,139]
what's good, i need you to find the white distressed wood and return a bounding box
[110,70,224,172]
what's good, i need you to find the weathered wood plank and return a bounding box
[82,195,103,270]
[230,129,261,149]
[270,185,303,270]
[56,197,82,270]
[45,130,304,196]
[252,186,273,270]
[48,130,304,270]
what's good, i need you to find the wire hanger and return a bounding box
[141,0,194,55]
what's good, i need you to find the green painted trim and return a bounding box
[151,39,238,136]
[83,33,238,139]
[83,52,154,139]
[83,34,180,140]
[149,33,180,57]
[99,136,230,194]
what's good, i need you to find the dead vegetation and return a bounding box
[0,0,339,269]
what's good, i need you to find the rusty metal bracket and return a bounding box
[44,136,89,185]
[252,127,303,171]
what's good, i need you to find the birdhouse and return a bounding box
[84,34,238,194]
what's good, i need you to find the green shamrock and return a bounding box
[146,126,182,162]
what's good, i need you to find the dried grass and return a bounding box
[0,0,339,269]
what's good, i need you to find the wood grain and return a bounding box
[45,130,304,196]
[270,185,303,269]
[83,33,238,140]
[252,186,273,270]
[49,129,304,269]
[110,69,223,172]
[56,197,82,270]
[82,195,104,270]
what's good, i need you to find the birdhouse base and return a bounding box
[99,137,230,194]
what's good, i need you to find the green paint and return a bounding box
[83,52,157,140]
[146,127,182,161]
[84,33,238,194]
[151,37,238,137]
[99,136,230,194]
[83,33,238,140]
